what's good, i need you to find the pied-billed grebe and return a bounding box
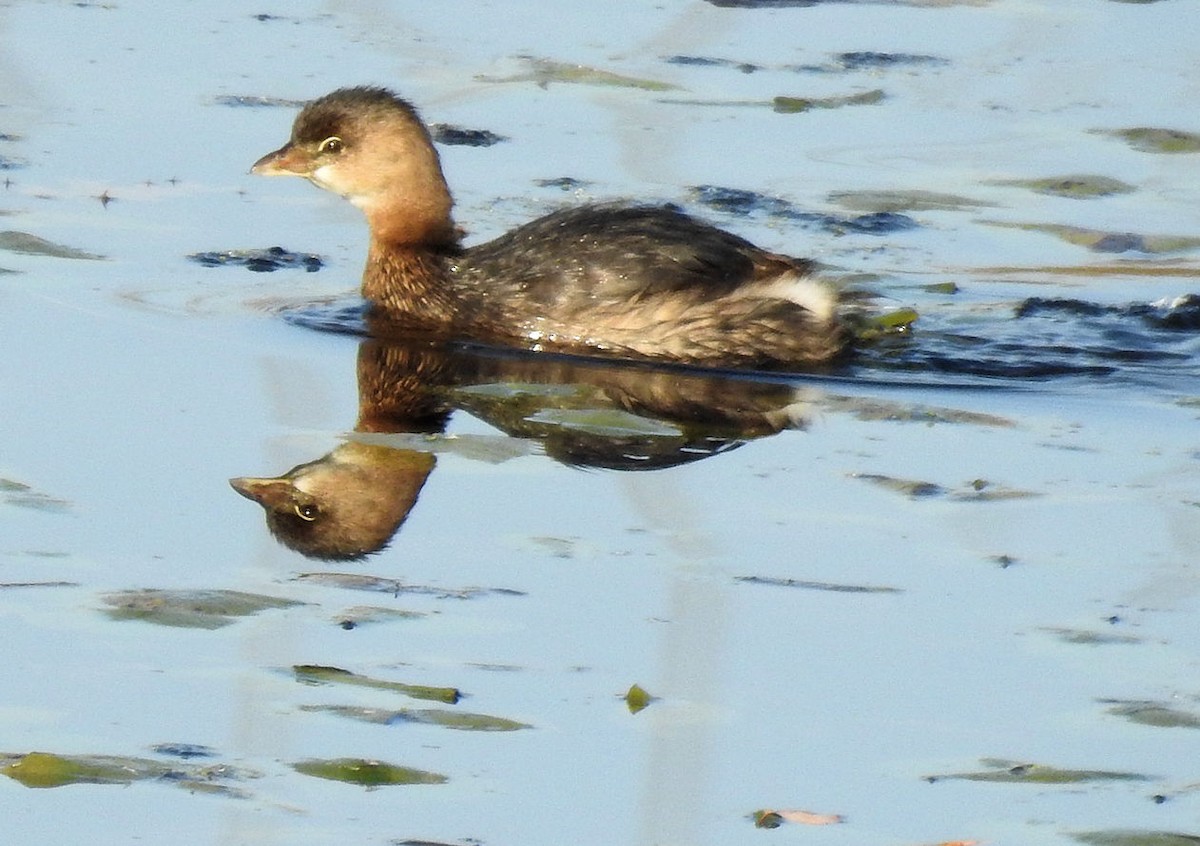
[252,86,851,368]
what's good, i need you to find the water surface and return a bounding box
[2,2,1200,845]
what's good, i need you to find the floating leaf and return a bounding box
[736,575,902,594]
[2,752,157,787]
[951,478,1040,502]
[982,221,1200,254]
[1073,830,1200,846]
[927,758,1153,784]
[828,189,988,213]
[1,478,70,513]
[0,751,257,794]
[0,581,77,589]
[294,571,525,599]
[1042,627,1141,646]
[213,94,306,108]
[991,174,1135,199]
[772,88,884,113]
[151,743,216,759]
[857,307,918,340]
[301,704,530,731]
[478,58,679,91]
[624,684,655,714]
[824,396,1014,427]
[0,231,105,260]
[1100,127,1200,154]
[102,589,303,629]
[1101,700,1200,729]
[292,665,461,704]
[292,758,446,787]
[852,473,945,498]
[333,606,425,629]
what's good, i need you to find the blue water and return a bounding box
[3,2,1200,845]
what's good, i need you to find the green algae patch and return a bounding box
[1100,127,1200,154]
[624,684,655,714]
[292,757,447,787]
[927,758,1153,784]
[0,231,105,260]
[301,703,530,731]
[477,58,679,91]
[293,665,461,705]
[102,589,303,629]
[1074,831,1200,846]
[1101,700,1200,729]
[991,174,1136,199]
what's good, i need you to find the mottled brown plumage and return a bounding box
[252,86,851,369]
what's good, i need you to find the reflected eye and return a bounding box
[294,503,319,522]
[318,136,344,155]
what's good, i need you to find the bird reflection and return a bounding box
[231,338,817,559]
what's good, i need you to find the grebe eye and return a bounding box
[318,136,344,155]
[294,503,319,522]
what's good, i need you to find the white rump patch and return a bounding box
[757,272,837,322]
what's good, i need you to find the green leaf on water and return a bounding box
[2,751,259,796]
[301,703,530,731]
[991,174,1136,199]
[1,478,71,513]
[927,758,1154,784]
[292,758,447,787]
[0,231,105,259]
[981,221,1200,254]
[827,189,989,213]
[624,684,655,714]
[1099,127,1200,154]
[852,473,945,499]
[101,589,303,629]
[477,58,680,91]
[824,396,1014,427]
[2,751,156,787]
[293,571,525,599]
[773,88,884,113]
[1100,700,1200,728]
[736,575,903,594]
[1073,830,1200,846]
[856,307,918,340]
[1042,627,1141,646]
[292,665,461,704]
